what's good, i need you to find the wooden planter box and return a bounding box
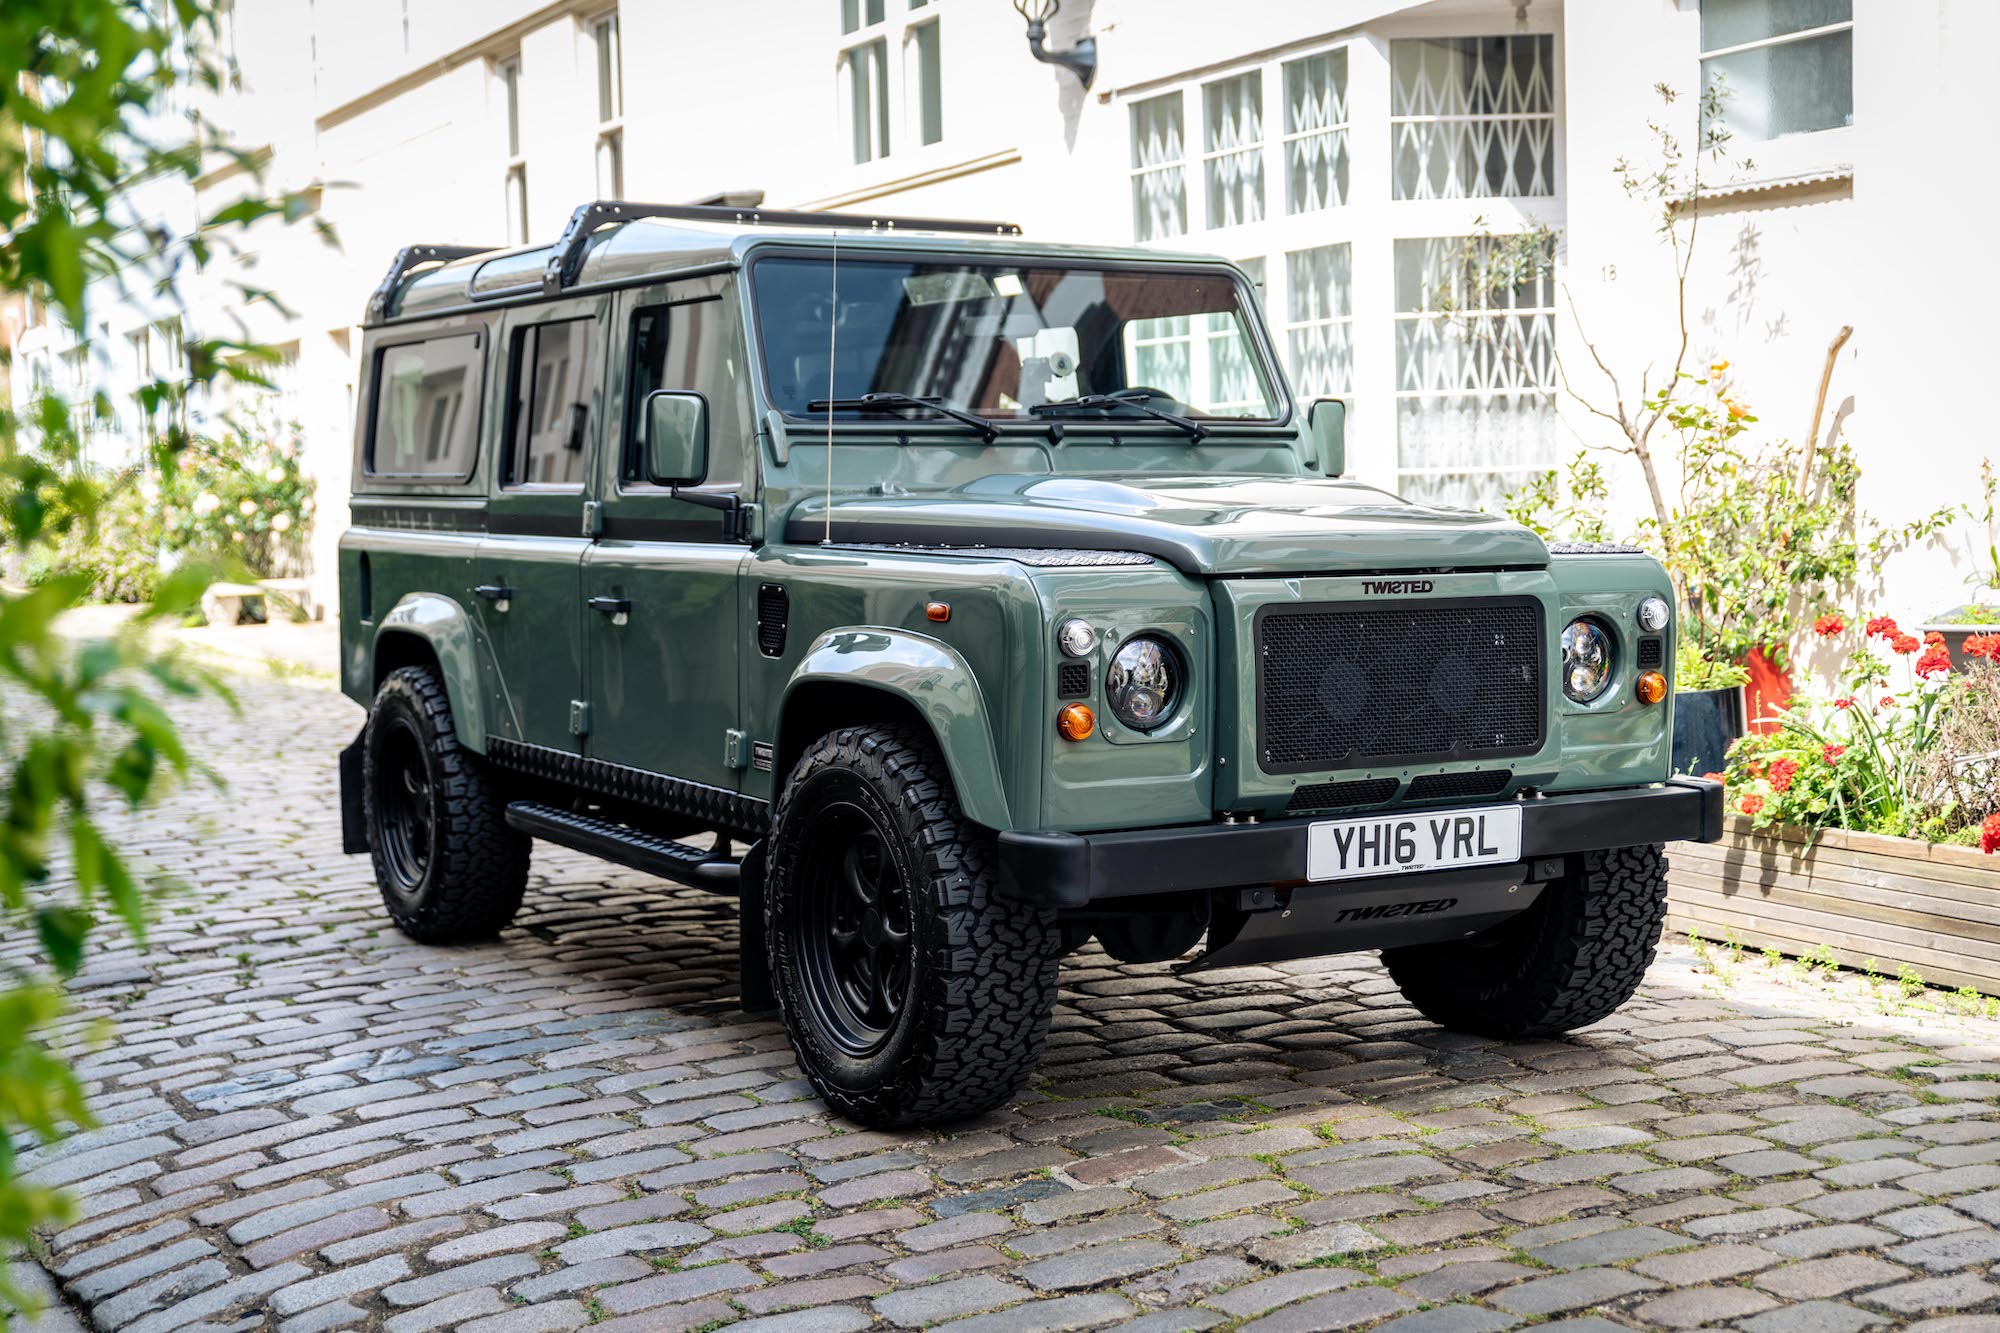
[1667,817,2000,994]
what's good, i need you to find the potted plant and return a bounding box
[1672,639,1747,776]
[1667,618,2000,994]
[1919,458,2000,670]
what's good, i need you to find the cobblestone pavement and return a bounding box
[18,675,2000,1333]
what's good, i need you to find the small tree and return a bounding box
[1,0,317,1302]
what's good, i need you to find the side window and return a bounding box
[368,332,483,478]
[506,317,595,487]
[623,297,748,487]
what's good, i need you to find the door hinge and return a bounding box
[582,500,603,537]
[569,700,591,737]
[723,728,748,770]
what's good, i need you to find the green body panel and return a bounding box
[341,223,1682,847]
[365,589,492,751]
[781,626,1013,830]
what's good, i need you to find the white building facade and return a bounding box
[15,0,1992,642]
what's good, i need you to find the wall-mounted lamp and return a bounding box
[1013,0,1097,90]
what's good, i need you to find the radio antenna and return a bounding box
[822,230,838,546]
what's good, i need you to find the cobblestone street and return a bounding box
[17,675,2000,1332]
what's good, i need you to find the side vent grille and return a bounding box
[1407,769,1512,801]
[1056,663,1090,699]
[756,584,788,658]
[1637,636,1664,670]
[1286,778,1399,815]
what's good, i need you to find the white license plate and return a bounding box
[1306,804,1523,882]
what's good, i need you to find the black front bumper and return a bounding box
[997,776,1723,909]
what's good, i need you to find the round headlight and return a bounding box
[1637,596,1671,633]
[1058,618,1097,658]
[1106,636,1182,732]
[1561,619,1614,703]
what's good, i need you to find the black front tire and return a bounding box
[364,666,529,943]
[766,725,1062,1127]
[1382,844,1668,1039]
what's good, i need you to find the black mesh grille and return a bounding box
[1286,778,1399,815]
[1407,769,1513,801]
[756,583,788,658]
[1257,599,1543,773]
[1056,662,1090,699]
[1637,636,1664,669]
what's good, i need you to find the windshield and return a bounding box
[751,254,1284,423]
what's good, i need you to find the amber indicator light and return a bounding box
[1636,670,1667,705]
[926,602,951,623]
[1057,702,1096,741]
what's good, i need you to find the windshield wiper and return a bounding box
[1028,390,1209,442]
[806,392,998,444]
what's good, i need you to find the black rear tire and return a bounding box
[364,666,529,943]
[1382,844,1668,1038]
[766,725,1062,1127]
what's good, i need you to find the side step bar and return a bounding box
[504,802,740,891]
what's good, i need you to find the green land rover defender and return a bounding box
[338,201,1723,1128]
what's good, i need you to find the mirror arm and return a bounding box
[668,485,746,541]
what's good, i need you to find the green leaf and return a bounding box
[34,908,92,978]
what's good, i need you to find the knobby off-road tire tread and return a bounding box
[1382,844,1667,1039]
[367,666,529,943]
[766,725,1062,1127]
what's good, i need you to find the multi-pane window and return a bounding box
[1125,258,1268,414]
[1285,244,1353,397]
[1129,92,1187,241]
[1202,72,1263,229]
[1283,49,1349,214]
[1390,36,1554,200]
[1393,235,1557,510]
[1700,0,1852,141]
[591,13,624,197]
[498,57,529,244]
[839,1,941,165]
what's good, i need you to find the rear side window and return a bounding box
[507,318,596,487]
[369,332,483,478]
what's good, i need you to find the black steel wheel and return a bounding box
[765,724,1062,1127]
[364,666,529,943]
[795,802,915,1057]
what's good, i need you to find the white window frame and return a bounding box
[590,12,624,197]
[497,57,528,244]
[1387,34,1556,201]
[1697,2,1854,152]
[836,0,944,166]
[1128,89,1189,242]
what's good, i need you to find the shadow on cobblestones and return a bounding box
[15,677,2000,1332]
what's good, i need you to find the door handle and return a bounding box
[473,584,514,610]
[589,596,632,626]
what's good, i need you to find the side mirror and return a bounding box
[1305,397,1345,477]
[644,390,708,485]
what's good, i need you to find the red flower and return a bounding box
[1769,757,1800,793]
[1966,634,2000,660]
[1984,813,2000,855]
[1879,695,1897,710]
[1834,696,1856,710]
[1822,744,1847,765]
[1741,794,1766,816]
[1813,614,1846,637]
[1866,616,1900,639]
[1701,771,1725,783]
[1892,633,1922,655]
[1926,630,1946,646]
[1917,645,1953,679]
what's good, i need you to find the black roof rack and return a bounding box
[366,243,498,323]
[538,200,1024,295]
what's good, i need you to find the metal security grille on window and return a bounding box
[1284,49,1348,214]
[1203,72,1263,228]
[1130,93,1186,241]
[1390,36,1554,200]
[1393,234,1557,511]
[1286,244,1352,396]
[1258,601,1543,773]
